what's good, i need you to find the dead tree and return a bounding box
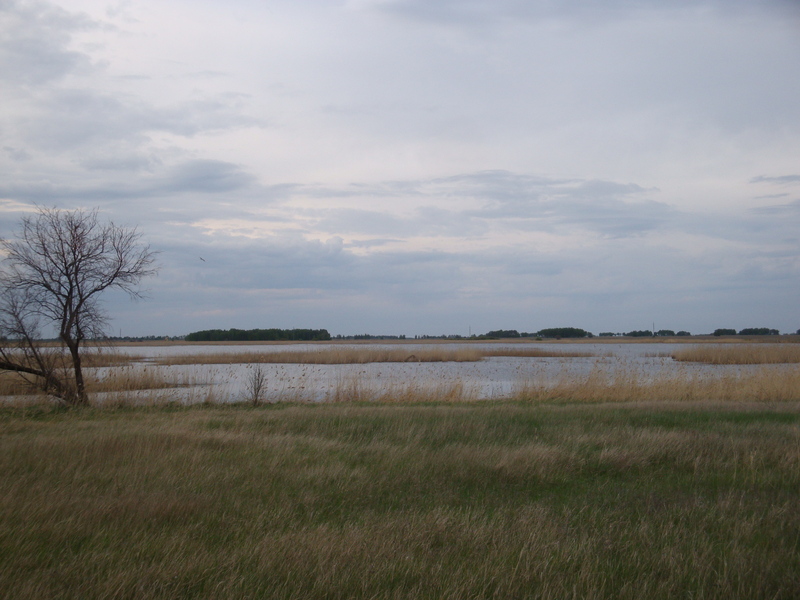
[0,207,158,406]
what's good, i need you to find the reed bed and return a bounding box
[329,375,479,404]
[155,347,484,366]
[0,372,38,396]
[0,365,205,405]
[0,345,144,368]
[513,364,800,403]
[85,366,203,394]
[154,346,593,366]
[81,350,146,367]
[86,368,218,407]
[1,401,798,598]
[673,344,800,364]
[481,348,593,358]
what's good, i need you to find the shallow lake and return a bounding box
[93,341,792,403]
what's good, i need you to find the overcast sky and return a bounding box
[1,0,799,337]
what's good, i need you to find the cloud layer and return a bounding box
[1,0,798,336]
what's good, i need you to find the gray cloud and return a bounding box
[751,175,800,185]
[375,0,800,24]
[443,172,670,237]
[1,0,798,335]
[160,160,258,194]
[751,198,800,216]
[152,234,466,299]
[0,159,258,204]
[79,153,161,173]
[3,146,31,161]
[306,172,671,239]
[346,238,404,248]
[19,90,259,152]
[0,0,96,86]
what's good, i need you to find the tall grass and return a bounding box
[1,402,798,598]
[673,344,800,364]
[86,365,202,394]
[482,348,593,358]
[0,349,145,399]
[329,374,478,403]
[0,365,200,398]
[154,346,592,366]
[513,364,800,403]
[155,346,483,366]
[0,345,144,368]
[89,365,226,407]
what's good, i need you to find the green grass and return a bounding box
[1,400,799,599]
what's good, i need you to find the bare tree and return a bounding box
[0,207,158,406]
[245,364,267,406]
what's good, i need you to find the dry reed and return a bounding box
[85,366,195,394]
[672,344,800,364]
[153,346,593,366]
[0,372,39,396]
[0,345,143,368]
[513,364,800,403]
[329,374,478,403]
[0,365,195,399]
[481,348,593,358]
[155,347,484,366]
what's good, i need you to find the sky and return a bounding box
[1,0,799,337]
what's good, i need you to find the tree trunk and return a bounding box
[65,340,88,406]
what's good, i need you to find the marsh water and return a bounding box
[94,341,788,403]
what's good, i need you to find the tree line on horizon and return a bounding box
[712,328,781,336]
[185,328,332,342]
[179,326,797,342]
[475,327,796,339]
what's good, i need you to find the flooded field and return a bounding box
[87,341,800,404]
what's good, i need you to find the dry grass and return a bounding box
[1,401,798,598]
[329,375,479,404]
[0,345,144,368]
[482,348,593,358]
[153,346,593,366]
[513,364,800,404]
[0,365,205,406]
[0,371,39,396]
[673,344,800,364]
[85,366,200,394]
[154,346,484,366]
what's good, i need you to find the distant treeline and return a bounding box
[480,328,592,339]
[714,328,780,336]
[477,327,796,339]
[600,330,691,338]
[185,328,331,342]
[334,334,408,340]
[100,335,182,342]
[600,328,786,338]
[103,326,799,344]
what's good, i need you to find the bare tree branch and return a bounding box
[0,207,158,406]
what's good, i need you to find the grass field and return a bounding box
[2,399,799,599]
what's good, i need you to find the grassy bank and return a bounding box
[1,400,799,599]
